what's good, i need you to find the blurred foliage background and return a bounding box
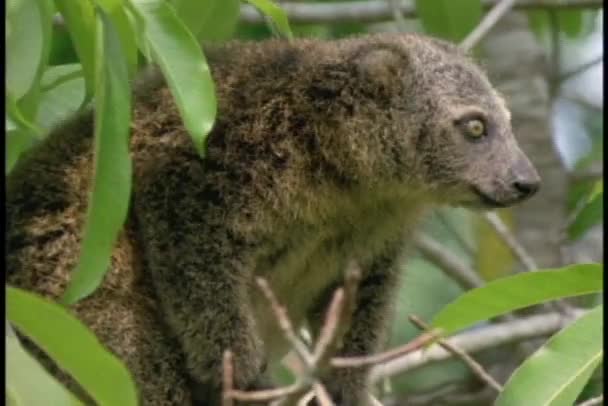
[6,0,603,405]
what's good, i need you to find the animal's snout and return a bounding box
[510,152,541,202]
[513,178,540,200]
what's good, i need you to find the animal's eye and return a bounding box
[464,119,486,138]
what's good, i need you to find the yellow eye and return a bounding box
[465,119,485,138]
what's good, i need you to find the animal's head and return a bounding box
[341,34,540,209]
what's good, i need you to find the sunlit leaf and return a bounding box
[6,321,83,406]
[37,64,86,132]
[62,9,132,304]
[432,264,603,335]
[7,0,46,99]
[93,0,124,12]
[244,0,293,39]
[94,0,138,78]
[568,180,603,241]
[6,94,42,172]
[7,0,54,125]
[6,130,36,174]
[476,209,515,281]
[6,94,42,137]
[527,10,597,39]
[53,0,96,100]
[496,305,603,406]
[7,287,137,406]
[558,10,585,38]
[414,0,482,43]
[172,0,240,41]
[130,0,216,155]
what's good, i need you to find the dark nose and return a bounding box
[513,179,540,200]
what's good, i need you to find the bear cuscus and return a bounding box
[6,33,540,405]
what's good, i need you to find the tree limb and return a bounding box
[559,55,604,83]
[240,0,604,25]
[461,0,518,51]
[413,234,485,290]
[369,309,586,383]
[409,315,503,393]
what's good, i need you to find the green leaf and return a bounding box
[527,10,596,39]
[432,264,603,335]
[7,287,138,406]
[568,180,603,241]
[558,10,584,38]
[110,7,139,78]
[7,0,47,99]
[6,130,36,173]
[53,0,96,100]
[130,0,216,155]
[172,0,241,41]
[37,64,86,132]
[7,0,54,125]
[6,321,83,406]
[6,93,42,172]
[6,115,18,132]
[94,1,139,78]
[414,0,482,43]
[93,0,124,12]
[496,305,603,406]
[527,10,548,39]
[6,94,42,137]
[244,0,293,40]
[62,9,133,304]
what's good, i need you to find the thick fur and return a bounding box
[6,33,539,405]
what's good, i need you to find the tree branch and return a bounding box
[369,309,586,383]
[413,234,485,290]
[239,0,604,25]
[481,212,538,271]
[461,0,518,51]
[559,55,604,83]
[409,315,503,393]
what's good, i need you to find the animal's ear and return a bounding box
[353,46,406,86]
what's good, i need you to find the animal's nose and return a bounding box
[513,178,540,200]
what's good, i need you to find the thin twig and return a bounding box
[239,0,604,25]
[414,233,485,290]
[559,55,604,83]
[578,395,604,406]
[548,9,562,98]
[229,383,304,403]
[370,308,586,383]
[368,393,385,406]
[313,382,334,406]
[409,315,503,393]
[482,212,538,271]
[312,288,345,364]
[341,262,361,327]
[569,167,604,183]
[296,390,316,406]
[483,212,575,316]
[435,210,477,257]
[278,382,315,406]
[461,0,518,51]
[222,351,234,406]
[256,277,313,367]
[387,0,407,30]
[331,329,439,368]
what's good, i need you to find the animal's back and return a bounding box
[5,105,195,404]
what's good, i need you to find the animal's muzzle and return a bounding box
[509,152,541,203]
